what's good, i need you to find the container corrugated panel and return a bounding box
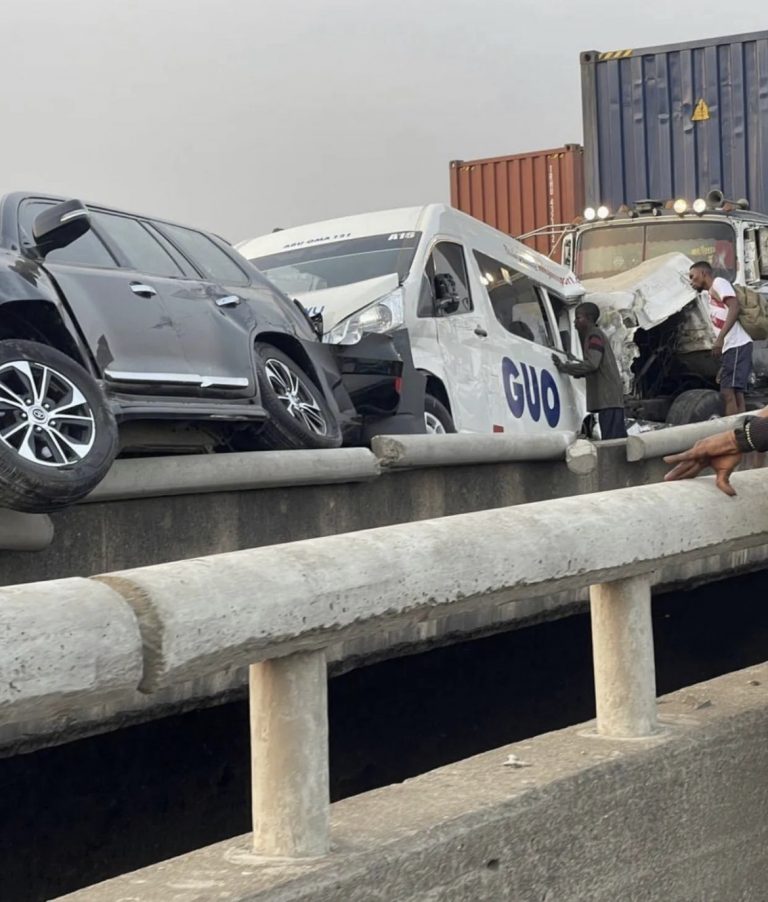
[449,145,585,255]
[582,30,768,212]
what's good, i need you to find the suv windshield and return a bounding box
[248,232,422,295]
[576,221,737,280]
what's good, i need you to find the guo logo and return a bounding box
[502,357,560,428]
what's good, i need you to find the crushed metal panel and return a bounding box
[580,253,714,391]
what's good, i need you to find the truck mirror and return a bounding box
[759,230,768,280]
[562,233,574,269]
[745,231,759,283]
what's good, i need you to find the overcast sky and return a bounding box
[1,2,766,243]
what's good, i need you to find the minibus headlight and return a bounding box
[325,288,405,345]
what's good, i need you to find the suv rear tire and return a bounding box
[0,340,118,512]
[665,389,724,426]
[249,342,342,450]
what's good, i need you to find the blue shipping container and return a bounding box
[581,31,768,213]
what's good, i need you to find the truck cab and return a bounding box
[558,194,768,424]
[564,195,768,289]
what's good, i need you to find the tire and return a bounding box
[424,394,456,434]
[249,342,342,450]
[0,340,118,512]
[665,389,724,426]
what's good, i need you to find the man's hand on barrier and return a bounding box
[663,432,742,496]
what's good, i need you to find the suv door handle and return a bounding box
[130,282,157,298]
[215,295,241,308]
[474,326,488,337]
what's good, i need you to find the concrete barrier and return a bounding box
[371,432,573,467]
[56,661,768,902]
[0,578,142,721]
[85,448,381,502]
[626,413,748,461]
[565,437,598,474]
[95,470,768,691]
[1,442,725,756]
[0,508,54,551]
[4,471,768,876]
[0,442,666,590]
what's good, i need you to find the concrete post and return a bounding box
[249,649,329,857]
[590,575,657,738]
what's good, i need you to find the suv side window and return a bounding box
[419,241,473,317]
[157,223,250,286]
[91,212,185,278]
[142,223,199,278]
[19,201,117,268]
[474,250,555,347]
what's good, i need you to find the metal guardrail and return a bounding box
[2,470,768,860]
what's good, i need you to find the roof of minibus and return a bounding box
[237,204,584,302]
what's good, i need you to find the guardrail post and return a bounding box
[589,575,657,737]
[249,649,329,857]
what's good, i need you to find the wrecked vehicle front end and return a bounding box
[579,253,721,421]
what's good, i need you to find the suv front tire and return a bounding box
[246,342,342,451]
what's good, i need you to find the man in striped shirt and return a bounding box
[689,261,753,416]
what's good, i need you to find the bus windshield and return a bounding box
[248,232,422,295]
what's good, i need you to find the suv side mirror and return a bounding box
[434,273,461,315]
[32,199,91,257]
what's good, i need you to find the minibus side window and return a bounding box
[418,242,473,317]
[547,294,571,353]
[474,250,555,347]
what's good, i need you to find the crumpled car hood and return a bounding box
[579,253,714,391]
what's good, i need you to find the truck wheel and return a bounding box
[665,389,724,426]
[0,340,118,512]
[250,342,342,450]
[424,394,455,434]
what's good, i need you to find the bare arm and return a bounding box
[664,406,768,495]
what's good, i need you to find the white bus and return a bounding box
[239,205,589,440]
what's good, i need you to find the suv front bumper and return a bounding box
[329,329,426,442]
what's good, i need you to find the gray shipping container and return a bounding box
[581,31,768,212]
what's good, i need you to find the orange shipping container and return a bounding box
[449,145,585,257]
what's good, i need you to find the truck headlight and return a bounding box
[324,288,405,345]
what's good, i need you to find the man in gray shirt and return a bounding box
[552,302,626,440]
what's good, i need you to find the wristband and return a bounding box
[734,416,759,452]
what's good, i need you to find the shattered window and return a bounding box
[474,250,554,347]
